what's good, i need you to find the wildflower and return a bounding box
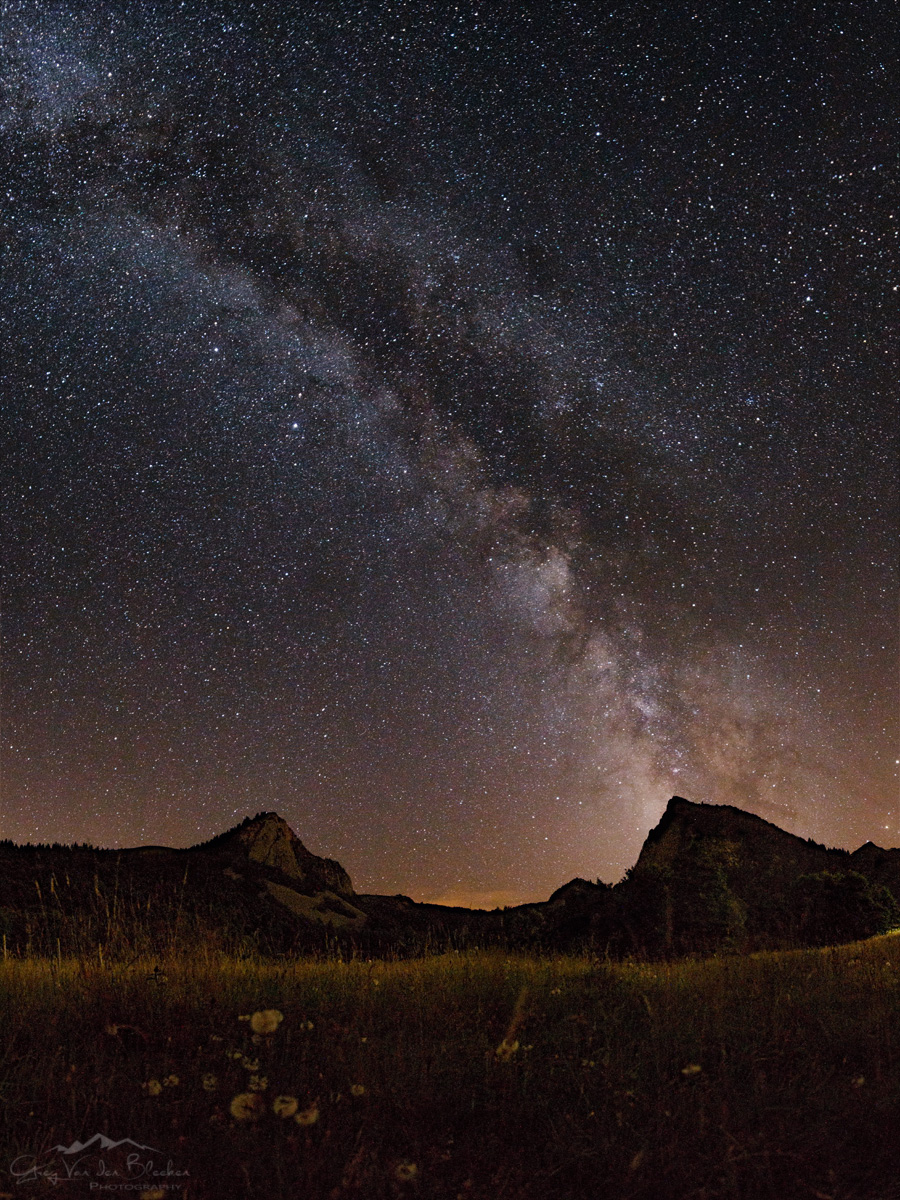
[250,1009,283,1035]
[139,1189,168,1200]
[549,987,561,996]
[301,1019,314,1031]
[247,1074,268,1092]
[395,1161,418,1182]
[349,1083,366,1097]
[201,1073,218,1092]
[142,1079,163,1096]
[294,1102,320,1126]
[495,1039,519,1061]
[163,1074,179,1088]
[230,1092,265,1121]
[273,1095,298,1118]
[238,1014,250,1022]
[241,1056,260,1071]
[681,1063,702,1077]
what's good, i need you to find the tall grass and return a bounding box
[1,936,898,1198]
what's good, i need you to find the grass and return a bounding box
[1,936,899,1199]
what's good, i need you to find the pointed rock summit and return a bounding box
[211,812,354,896]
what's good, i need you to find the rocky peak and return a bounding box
[631,796,900,904]
[211,812,355,896]
[634,796,818,874]
[234,813,306,875]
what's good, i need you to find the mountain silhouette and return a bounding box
[50,1133,162,1155]
[1,799,896,958]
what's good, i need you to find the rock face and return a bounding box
[216,812,355,897]
[634,795,836,888]
[634,796,900,897]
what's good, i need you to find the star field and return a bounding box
[1,0,896,904]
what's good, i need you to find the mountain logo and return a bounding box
[50,1133,163,1155]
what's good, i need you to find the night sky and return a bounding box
[1,1,896,906]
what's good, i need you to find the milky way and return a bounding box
[1,1,895,903]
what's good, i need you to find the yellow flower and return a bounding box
[294,1102,320,1126]
[681,1063,702,1077]
[395,1161,418,1182]
[250,1009,283,1034]
[230,1092,265,1121]
[495,1039,519,1061]
[248,1074,268,1092]
[202,1073,218,1092]
[349,1083,365,1097]
[139,1189,167,1200]
[163,1074,179,1088]
[241,1056,260,1071]
[142,1079,162,1096]
[273,1095,298,1118]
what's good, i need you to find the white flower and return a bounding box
[294,1102,320,1126]
[230,1092,265,1121]
[250,1009,283,1034]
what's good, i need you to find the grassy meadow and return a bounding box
[1,937,899,1200]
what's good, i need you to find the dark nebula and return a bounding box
[1,1,895,904]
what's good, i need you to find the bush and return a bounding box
[789,870,899,946]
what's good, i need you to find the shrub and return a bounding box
[789,870,899,946]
